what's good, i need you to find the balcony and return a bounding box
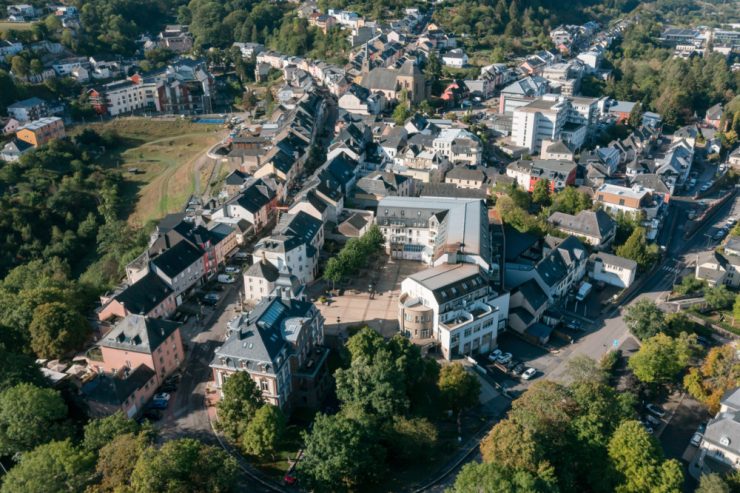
[439,301,496,332]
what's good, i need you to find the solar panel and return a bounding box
[260,301,287,327]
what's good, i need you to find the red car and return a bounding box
[283,474,297,486]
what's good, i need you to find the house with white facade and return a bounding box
[589,252,637,288]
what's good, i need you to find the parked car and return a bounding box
[497,352,513,365]
[690,432,703,447]
[646,403,666,418]
[714,229,727,240]
[639,421,654,434]
[225,266,240,274]
[645,414,662,426]
[234,251,249,259]
[488,349,502,362]
[564,318,583,331]
[522,368,537,380]
[202,292,220,305]
[512,363,525,376]
[217,274,235,284]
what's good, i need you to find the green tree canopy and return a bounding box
[241,404,285,459]
[298,413,386,492]
[684,344,740,413]
[438,363,481,414]
[130,438,237,493]
[0,383,69,456]
[29,301,89,358]
[615,227,658,272]
[216,371,264,440]
[696,473,730,493]
[89,432,151,493]
[448,461,560,493]
[623,299,667,340]
[705,285,735,311]
[83,411,141,451]
[532,179,552,207]
[608,420,684,493]
[0,440,95,493]
[629,332,697,384]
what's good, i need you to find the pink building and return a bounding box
[97,314,184,386]
[97,271,177,322]
[83,365,159,418]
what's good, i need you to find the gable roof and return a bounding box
[82,365,156,407]
[113,271,173,315]
[151,240,203,278]
[536,236,587,287]
[245,258,280,282]
[548,209,615,240]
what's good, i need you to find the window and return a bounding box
[260,380,269,391]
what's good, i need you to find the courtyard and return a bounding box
[307,256,428,340]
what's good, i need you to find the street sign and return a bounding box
[613,339,619,348]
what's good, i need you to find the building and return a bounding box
[253,211,324,284]
[445,166,488,190]
[337,83,384,115]
[210,179,277,233]
[506,159,577,192]
[547,209,616,249]
[361,60,425,104]
[243,259,280,303]
[705,103,724,129]
[498,76,549,114]
[442,49,468,68]
[595,183,660,219]
[540,140,574,161]
[511,97,587,153]
[157,25,193,53]
[7,97,49,123]
[589,253,637,288]
[87,60,214,116]
[96,315,184,385]
[82,365,158,418]
[150,240,207,301]
[695,251,740,288]
[352,171,414,207]
[15,117,65,147]
[432,128,482,165]
[0,139,32,162]
[97,271,177,322]
[210,287,330,410]
[696,388,740,476]
[376,197,495,272]
[397,263,509,360]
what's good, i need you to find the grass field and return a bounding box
[0,21,33,33]
[70,118,224,225]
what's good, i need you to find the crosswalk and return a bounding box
[660,265,683,274]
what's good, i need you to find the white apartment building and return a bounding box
[376,196,494,273]
[398,263,509,360]
[589,253,637,289]
[432,128,482,165]
[511,96,588,153]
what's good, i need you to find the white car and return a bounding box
[691,432,703,447]
[217,274,236,284]
[225,266,240,274]
[522,368,537,380]
[497,352,513,365]
[488,349,502,362]
[646,403,666,418]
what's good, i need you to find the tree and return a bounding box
[216,371,264,440]
[448,462,559,493]
[615,227,658,272]
[438,363,481,414]
[532,179,552,206]
[696,473,730,493]
[386,416,438,463]
[628,102,643,128]
[0,383,68,455]
[90,432,150,493]
[393,101,412,126]
[241,404,285,459]
[623,299,667,341]
[480,418,546,473]
[298,413,385,491]
[0,348,46,391]
[684,344,740,413]
[0,440,95,493]
[566,355,608,386]
[11,55,29,77]
[673,275,706,296]
[608,420,684,493]
[131,439,237,493]
[29,301,89,358]
[628,332,697,384]
[550,187,592,215]
[705,285,735,311]
[83,411,141,451]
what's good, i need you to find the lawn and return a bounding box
[69,118,224,225]
[0,21,33,33]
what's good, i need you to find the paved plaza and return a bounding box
[307,257,427,340]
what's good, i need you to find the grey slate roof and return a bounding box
[362,67,399,91]
[245,259,280,282]
[536,236,587,288]
[82,365,156,407]
[151,240,204,278]
[113,271,173,316]
[446,165,486,183]
[704,411,740,455]
[516,278,548,311]
[101,314,180,354]
[407,264,488,303]
[590,252,637,271]
[548,209,615,241]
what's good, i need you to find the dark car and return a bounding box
[512,363,526,376]
[564,319,583,331]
